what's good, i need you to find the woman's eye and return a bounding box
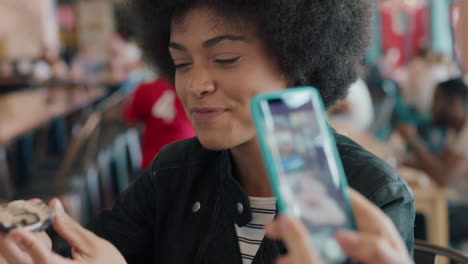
[214,56,240,65]
[174,63,191,69]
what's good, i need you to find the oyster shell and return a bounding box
[0,200,54,233]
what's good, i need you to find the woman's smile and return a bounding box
[190,107,229,122]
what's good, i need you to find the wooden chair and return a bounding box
[111,134,130,194]
[97,148,114,208]
[400,167,451,249]
[125,128,142,179]
[53,111,102,193]
[15,111,102,222]
[84,164,101,217]
[54,111,102,222]
[414,240,468,264]
[96,92,126,150]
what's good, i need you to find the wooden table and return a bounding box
[400,167,451,264]
[0,86,104,199]
[0,86,104,146]
[399,167,450,246]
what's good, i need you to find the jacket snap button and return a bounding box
[192,202,201,213]
[237,202,244,214]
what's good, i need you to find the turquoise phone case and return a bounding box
[250,86,356,227]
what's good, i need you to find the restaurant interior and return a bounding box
[0,0,467,263]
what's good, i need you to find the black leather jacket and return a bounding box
[81,134,414,263]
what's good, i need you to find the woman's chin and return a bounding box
[197,136,233,151]
[198,137,230,150]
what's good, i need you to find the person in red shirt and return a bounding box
[123,77,195,168]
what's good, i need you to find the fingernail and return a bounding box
[335,230,359,248]
[54,199,65,215]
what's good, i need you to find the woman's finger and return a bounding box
[0,254,7,264]
[0,232,31,264]
[275,255,293,264]
[335,230,410,264]
[348,189,408,252]
[27,199,43,204]
[9,229,71,264]
[348,189,388,231]
[50,199,101,255]
[265,219,280,239]
[49,199,99,256]
[274,215,320,264]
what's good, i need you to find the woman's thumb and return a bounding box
[50,199,96,255]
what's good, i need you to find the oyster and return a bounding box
[0,200,54,233]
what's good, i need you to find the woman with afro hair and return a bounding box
[0,1,415,264]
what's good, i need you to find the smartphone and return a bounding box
[251,87,355,264]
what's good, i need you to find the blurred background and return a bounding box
[0,0,467,259]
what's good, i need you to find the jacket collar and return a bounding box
[219,150,253,227]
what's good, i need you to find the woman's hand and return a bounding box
[265,214,319,264]
[0,231,51,264]
[266,189,412,264]
[1,199,126,264]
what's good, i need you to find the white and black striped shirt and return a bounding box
[235,197,276,264]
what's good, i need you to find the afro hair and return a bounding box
[130,0,372,107]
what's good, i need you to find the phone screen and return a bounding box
[258,93,354,263]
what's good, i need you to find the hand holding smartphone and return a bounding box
[251,87,355,264]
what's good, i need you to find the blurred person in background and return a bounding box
[365,48,401,102]
[33,47,69,84]
[397,78,468,247]
[122,77,195,169]
[397,78,468,182]
[70,44,105,85]
[395,0,468,188]
[398,48,459,115]
[107,35,154,95]
[118,39,155,94]
[107,35,131,91]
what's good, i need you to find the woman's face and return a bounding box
[169,7,288,150]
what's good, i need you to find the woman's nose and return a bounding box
[187,66,215,98]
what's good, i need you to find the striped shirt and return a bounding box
[235,197,276,264]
